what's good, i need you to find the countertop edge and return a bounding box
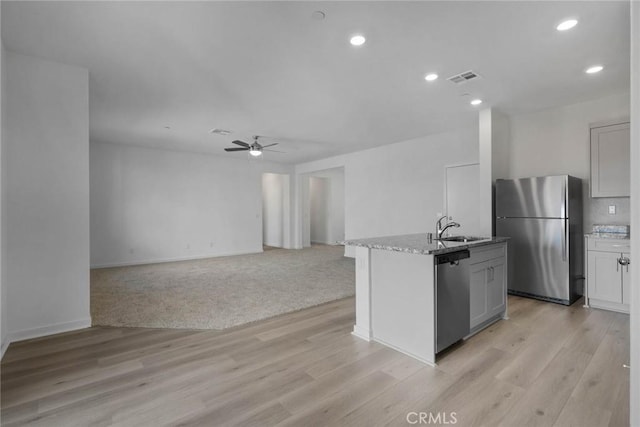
[340,235,509,256]
[584,233,630,240]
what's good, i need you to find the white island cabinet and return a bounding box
[343,234,509,365]
[469,243,508,332]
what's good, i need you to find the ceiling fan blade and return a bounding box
[263,149,285,153]
[231,140,250,148]
[225,147,249,152]
[260,143,279,148]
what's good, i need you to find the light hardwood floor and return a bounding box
[1,296,629,426]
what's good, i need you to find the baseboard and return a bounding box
[310,240,340,246]
[372,336,436,367]
[9,317,92,343]
[344,245,356,258]
[352,326,372,341]
[466,314,503,338]
[91,249,264,269]
[587,298,630,314]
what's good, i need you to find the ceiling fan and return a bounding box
[224,136,281,157]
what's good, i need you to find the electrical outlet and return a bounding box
[608,205,616,215]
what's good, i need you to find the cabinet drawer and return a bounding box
[470,244,505,265]
[587,238,630,253]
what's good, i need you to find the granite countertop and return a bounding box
[585,233,630,240]
[341,233,509,255]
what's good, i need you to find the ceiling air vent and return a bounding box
[447,70,480,84]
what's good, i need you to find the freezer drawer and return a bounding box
[496,217,570,304]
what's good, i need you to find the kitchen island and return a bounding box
[342,234,509,365]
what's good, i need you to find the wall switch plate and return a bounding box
[608,205,616,215]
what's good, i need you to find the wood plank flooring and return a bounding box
[1,296,629,426]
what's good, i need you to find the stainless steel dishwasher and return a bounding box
[435,250,470,353]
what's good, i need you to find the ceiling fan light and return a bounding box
[249,149,262,157]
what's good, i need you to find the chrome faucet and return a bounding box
[436,215,460,239]
[436,215,448,237]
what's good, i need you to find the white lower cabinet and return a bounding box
[585,236,631,313]
[587,250,623,302]
[622,252,631,305]
[469,244,507,331]
[487,259,506,316]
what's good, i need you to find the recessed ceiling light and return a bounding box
[585,65,604,74]
[350,35,366,46]
[311,11,325,20]
[470,99,483,106]
[556,19,578,31]
[209,128,231,136]
[424,73,438,82]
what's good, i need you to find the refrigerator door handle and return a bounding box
[561,218,568,262]
[561,181,567,219]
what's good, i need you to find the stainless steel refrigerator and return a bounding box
[496,175,583,305]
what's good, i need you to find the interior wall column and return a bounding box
[478,108,510,236]
[629,0,639,424]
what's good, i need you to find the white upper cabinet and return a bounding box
[590,122,630,198]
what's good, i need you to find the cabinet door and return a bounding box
[587,250,622,303]
[590,122,630,197]
[487,258,506,317]
[622,252,631,305]
[470,262,489,329]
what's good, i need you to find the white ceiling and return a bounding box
[2,1,630,164]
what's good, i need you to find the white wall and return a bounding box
[295,126,479,255]
[91,141,292,267]
[479,109,510,236]
[346,127,478,241]
[262,173,290,248]
[629,2,639,424]
[0,11,6,358]
[445,163,481,236]
[5,51,90,342]
[508,92,630,231]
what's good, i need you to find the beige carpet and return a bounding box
[91,245,355,330]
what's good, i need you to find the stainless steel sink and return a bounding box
[439,236,487,243]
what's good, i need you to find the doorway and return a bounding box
[262,173,290,248]
[303,167,345,247]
